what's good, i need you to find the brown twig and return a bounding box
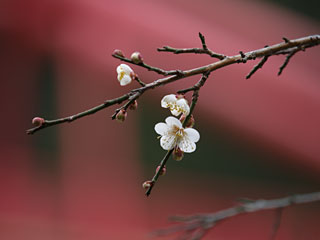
[27,34,320,134]
[158,32,226,60]
[145,149,174,196]
[154,191,320,239]
[246,56,269,79]
[270,208,283,240]
[277,49,299,76]
[177,71,210,95]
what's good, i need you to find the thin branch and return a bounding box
[158,32,227,60]
[26,93,133,134]
[277,49,299,76]
[270,208,283,240]
[246,56,269,79]
[182,72,210,128]
[27,34,320,134]
[154,191,320,239]
[177,71,210,95]
[145,149,174,196]
[198,32,208,50]
[133,75,146,87]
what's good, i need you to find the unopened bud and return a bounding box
[142,180,153,189]
[113,49,124,58]
[116,109,127,122]
[32,117,45,127]
[173,147,184,161]
[131,52,143,64]
[129,100,138,110]
[180,114,195,128]
[130,72,138,80]
[175,94,185,100]
[156,165,167,176]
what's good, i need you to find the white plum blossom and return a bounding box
[116,64,134,86]
[154,116,200,153]
[161,94,190,117]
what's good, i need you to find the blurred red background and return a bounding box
[1,0,320,239]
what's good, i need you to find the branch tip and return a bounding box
[246,56,269,79]
[282,37,290,43]
[239,51,246,58]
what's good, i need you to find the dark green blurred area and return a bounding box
[265,0,319,21]
[32,57,60,175]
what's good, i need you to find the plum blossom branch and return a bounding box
[154,191,320,239]
[144,72,210,197]
[27,34,320,135]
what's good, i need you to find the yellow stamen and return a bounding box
[119,71,125,80]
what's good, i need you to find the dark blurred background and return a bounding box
[1,0,320,239]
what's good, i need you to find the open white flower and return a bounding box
[116,64,133,86]
[154,116,200,153]
[161,94,190,116]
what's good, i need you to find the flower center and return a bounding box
[168,103,182,113]
[172,125,184,139]
[119,71,125,80]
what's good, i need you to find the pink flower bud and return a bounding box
[128,100,138,110]
[179,114,195,128]
[129,72,138,81]
[116,109,127,122]
[142,180,153,189]
[32,117,45,127]
[113,49,124,57]
[173,147,184,161]
[130,52,143,64]
[175,94,185,100]
[156,165,167,176]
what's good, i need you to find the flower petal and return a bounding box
[176,98,190,115]
[184,128,200,143]
[116,65,122,74]
[161,94,177,108]
[119,75,132,86]
[178,137,196,153]
[165,116,182,128]
[119,64,133,74]
[154,122,168,136]
[160,135,176,150]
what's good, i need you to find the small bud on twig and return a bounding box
[115,109,127,122]
[32,117,45,127]
[131,52,143,64]
[173,147,184,161]
[175,94,185,100]
[142,180,154,189]
[128,100,138,110]
[156,165,167,176]
[179,114,195,128]
[113,49,124,58]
